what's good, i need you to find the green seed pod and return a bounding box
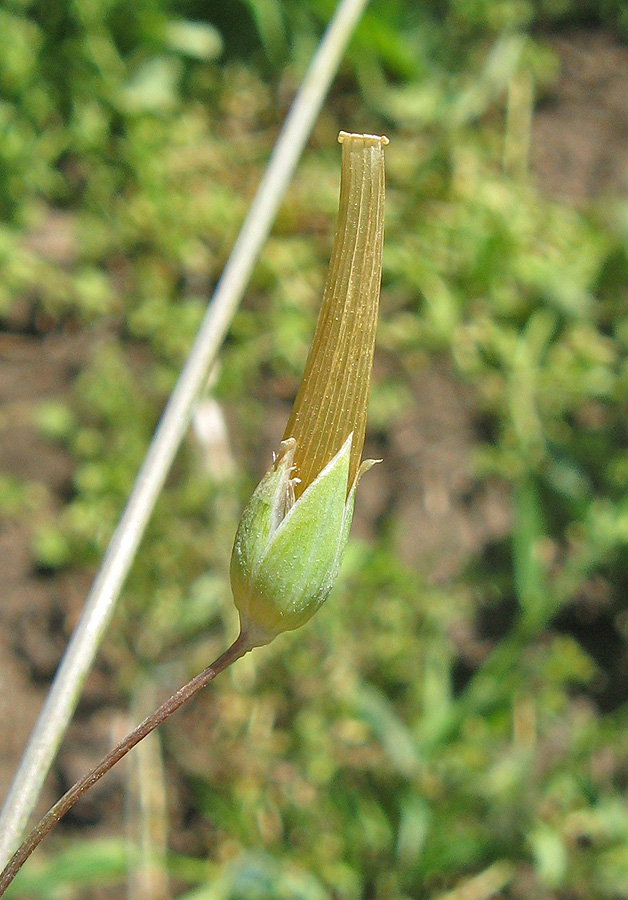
[231,132,387,646]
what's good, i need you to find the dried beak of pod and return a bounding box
[284,131,388,496]
[230,132,387,647]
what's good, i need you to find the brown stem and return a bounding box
[0,631,254,897]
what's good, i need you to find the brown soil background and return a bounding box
[1,29,628,897]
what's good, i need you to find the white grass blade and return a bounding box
[0,0,370,864]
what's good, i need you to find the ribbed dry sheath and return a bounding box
[284,131,387,495]
[231,132,387,645]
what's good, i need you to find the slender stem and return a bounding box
[0,0,370,866]
[0,633,253,898]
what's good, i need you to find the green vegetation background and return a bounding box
[2,0,628,897]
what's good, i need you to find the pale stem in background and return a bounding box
[0,0,371,865]
[503,70,533,179]
[126,684,170,900]
[0,126,387,900]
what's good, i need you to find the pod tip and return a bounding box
[338,131,389,146]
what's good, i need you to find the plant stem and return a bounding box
[0,632,253,898]
[0,0,370,864]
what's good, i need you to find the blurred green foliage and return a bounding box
[3,0,628,898]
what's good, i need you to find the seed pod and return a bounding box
[230,132,387,647]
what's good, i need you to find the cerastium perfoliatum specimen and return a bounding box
[0,131,387,896]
